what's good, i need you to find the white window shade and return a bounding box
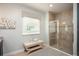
[22,17,40,35]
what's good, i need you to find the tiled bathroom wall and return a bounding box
[49,12,57,48]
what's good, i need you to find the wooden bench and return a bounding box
[23,40,44,54]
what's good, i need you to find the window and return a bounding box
[22,17,40,35]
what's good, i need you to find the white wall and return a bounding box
[0,4,48,55]
[44,12,49,45]
[73,3,77,56]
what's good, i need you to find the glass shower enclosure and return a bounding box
[49,19,73,55]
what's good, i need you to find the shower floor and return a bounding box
[51,44,73,55]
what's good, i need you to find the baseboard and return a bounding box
[3,49,24,56]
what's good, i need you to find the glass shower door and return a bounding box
[49,20,73,55]
[49,20,57,48]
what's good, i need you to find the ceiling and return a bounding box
[23,3,73,13]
